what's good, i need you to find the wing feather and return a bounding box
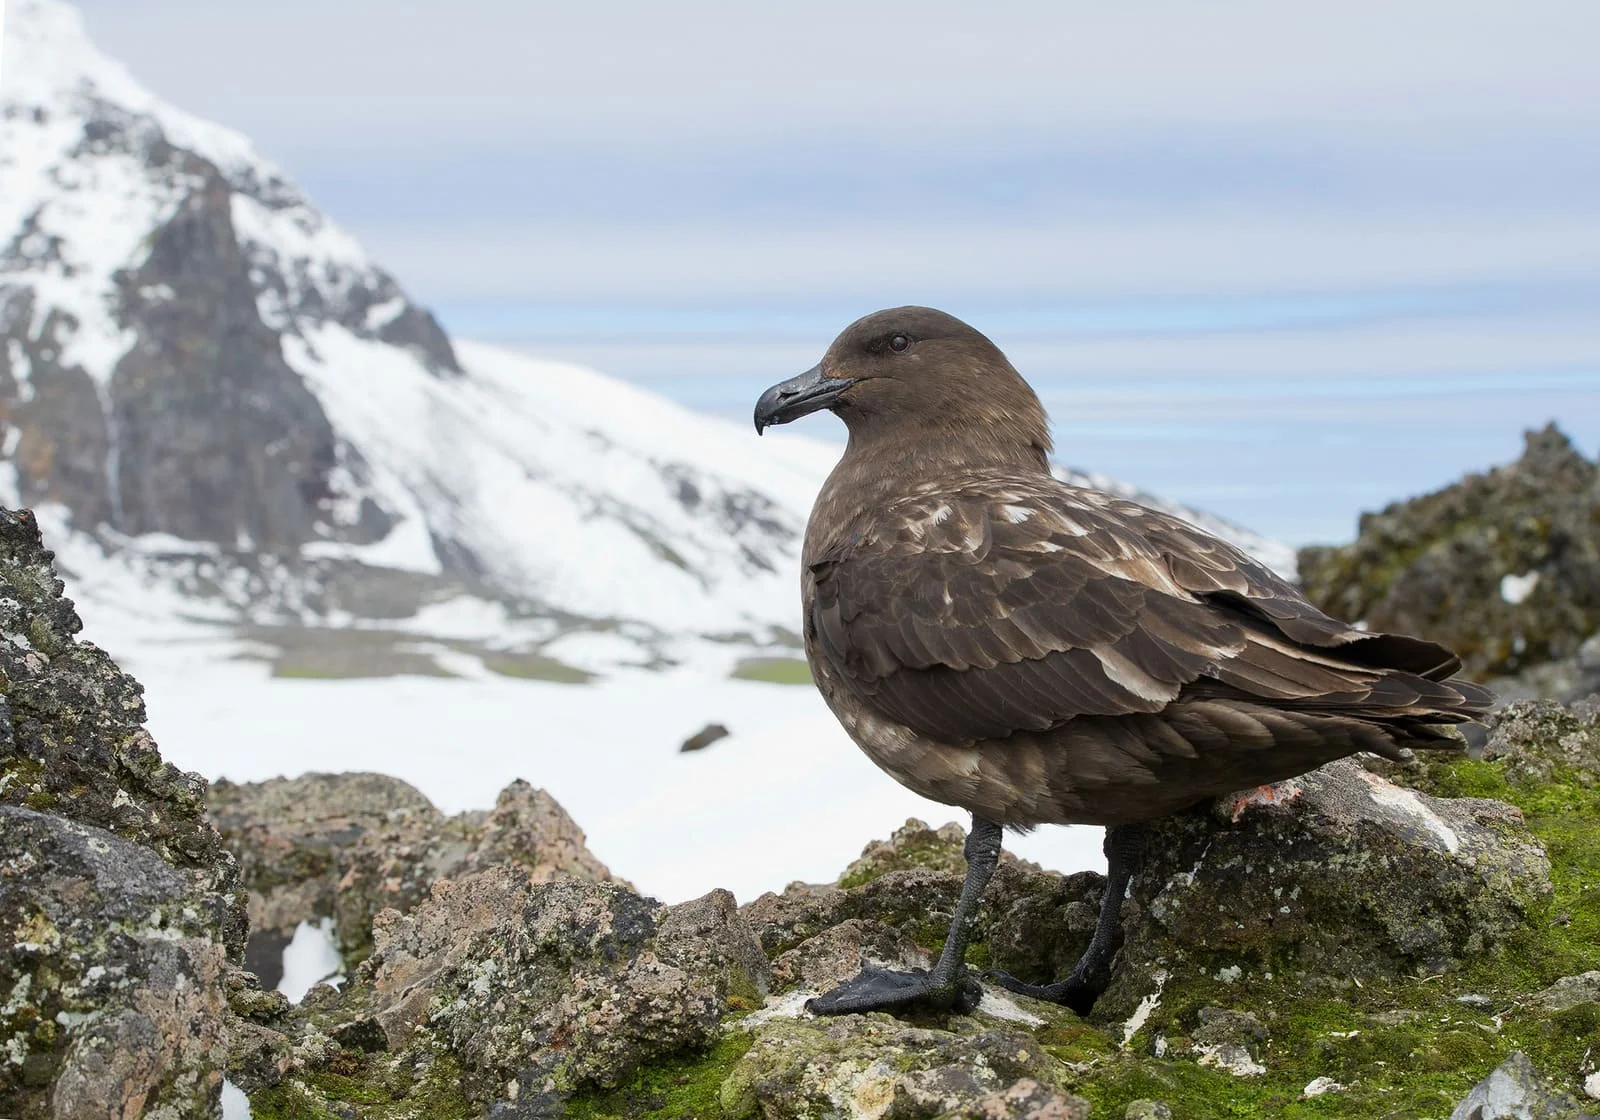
[808,472,1489,746]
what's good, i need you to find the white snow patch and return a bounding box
[1122,969,1168,1047]
[277,917,343,1004]
[221,1079,253,1119]
[1500,571,1540,605]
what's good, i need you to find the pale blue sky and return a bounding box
[65,1,1600,543]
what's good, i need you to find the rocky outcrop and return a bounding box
[1095,756,1552,1019]
[1298,424,1600,683]
[234,698,1599,1117]
[208,771,620,984]
[0,508,243,1119]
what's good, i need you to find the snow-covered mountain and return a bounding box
[0,0,846,672]
[0,0,1293,676]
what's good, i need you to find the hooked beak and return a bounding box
[753,365,857,434]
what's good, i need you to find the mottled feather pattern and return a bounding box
[804,469,1491,822]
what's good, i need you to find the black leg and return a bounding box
[986,822,1145,1015]
[807,815,1003,1015]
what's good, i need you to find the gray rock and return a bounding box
[722,1018,1084,1120]
[769,918,929,994]
[1484,700,1600,788]
[742,818,1103,988]
[360,872,770,1112]
[454,778,619,886]
[679,722,730,752]
[1099,757,1551,1019]
[1450,1051,1597,1120]
[945,1077,1091,1118]
[208,770,441,984]
[1,806,229,1119]
[0,509,243,942]
[1531,972,1600,1013]
[726,1017,1088,1120]
[1191,1008,1269,1077]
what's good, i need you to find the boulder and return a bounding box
[208,770,441,983]
[1449,1052,1596,1120]
[357,873,770,1114]
[1,807,228,1119]
[1098,757,1551,1020]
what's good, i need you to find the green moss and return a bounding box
[730,657,812,685]
[250,1045,475,1119]
[480,653,595,684]
[564,1032,755,1120]
[248,1082,343,1120]
[271,660,458,680]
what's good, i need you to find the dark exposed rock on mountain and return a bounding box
[0,507,244,1119]
[0,121,443,554]
[1299,424,1600,684]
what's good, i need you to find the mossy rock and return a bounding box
[1297,423,1600,680]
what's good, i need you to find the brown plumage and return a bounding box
[754,305,1492,1016]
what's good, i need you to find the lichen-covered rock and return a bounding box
[769,919,929,994]
[0,510,242,933]
[1483,699,1600,788]
[453,778,618,885]
[341,873,772,1113]
[1097,758,1551,1019]
[838,819,973,887]
[951,1077,1091,1119]
[208,771,618,984]
[720,1015,1087,1120]
[0,508,243,1120]
[1449,1051,1596,1120]
[1,806,228,1119]
[1298,423,1600,681]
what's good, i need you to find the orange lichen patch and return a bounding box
[1225,780,1304,823]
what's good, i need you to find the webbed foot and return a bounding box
[806,965,982,1016]
[983,966,1102,1016]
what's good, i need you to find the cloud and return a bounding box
[71,0,1600,158]
[366,208,1600,304]
[60,0,1600,314]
